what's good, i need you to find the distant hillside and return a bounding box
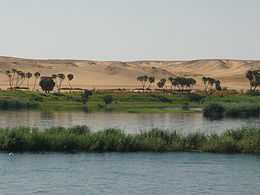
[0,56,259,90]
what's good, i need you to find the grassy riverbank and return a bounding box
[1,126,260,154]
[1,90,260,113]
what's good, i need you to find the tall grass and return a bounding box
[1,126,260,154]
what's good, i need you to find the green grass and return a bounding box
[3,90,260,114]
[1,126,260,154]
[0,90,200,112]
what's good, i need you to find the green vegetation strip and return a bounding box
[1,126,260,154]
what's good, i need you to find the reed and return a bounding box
[0,126,260,154]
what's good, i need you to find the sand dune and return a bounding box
[0,56,259,90]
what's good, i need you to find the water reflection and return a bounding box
[0,110,260,133]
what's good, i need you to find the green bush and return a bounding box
[203,103,225,119]
[0,99,39,110]
[103,95,113,105]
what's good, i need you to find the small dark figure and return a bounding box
[82,89,93,112]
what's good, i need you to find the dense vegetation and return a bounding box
[2,90,260,115]
[203,102,260,118]
[1,126,260,154]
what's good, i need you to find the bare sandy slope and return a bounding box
[0,56,259,90]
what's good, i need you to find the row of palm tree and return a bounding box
[5,69,40,89]
[136,75,196,91]
[5,69,74,92]
[202,77,222,91]
[168,77,196,91]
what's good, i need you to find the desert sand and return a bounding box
[0,56,259,90]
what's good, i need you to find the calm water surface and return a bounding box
[0,111,260,133]
[0,153,260,195]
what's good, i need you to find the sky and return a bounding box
[0,0,259,61]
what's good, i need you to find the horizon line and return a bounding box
[1,55,260,62]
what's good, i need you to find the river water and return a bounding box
[0,152,260,195]
[0,110,260,133]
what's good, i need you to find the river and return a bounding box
[0,152,260,195]
[0,110,260,133]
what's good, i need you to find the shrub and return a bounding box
[203,103,225,119]
[186,93,205,102]
[103,95,113,105]
[225,103,260,118]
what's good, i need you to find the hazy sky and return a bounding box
[0,0,259,60]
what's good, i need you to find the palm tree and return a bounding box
[11,68,17,89]
[157,78,166,89]
[208,78,216,90]
[5,70,12,89]
[202,77,209,92]
[137,75,148,91]
[25,72,32,89]
[147,76,155,89]
[214,80,222,91]
[57,73,65,92]
[67,73,74,91]
[33,72,41,90]
[16,71,26,88]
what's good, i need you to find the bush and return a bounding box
[0,99,39,110]
[203,103,225,119]
[186,93,205,102]
[225,104,260,118]
[103,95,113,105]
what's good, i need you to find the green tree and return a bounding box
[103,95,113,105]
[39,77,55,93]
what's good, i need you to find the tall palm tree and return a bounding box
[67,73,74,91]
[57,73,65,92]
[147,76,155,89]
[202,77,209,92]
[137,75,148,91]
[25,72,32,89]
[246,70,255,91]
[11,69,17,89]
[33,72,41,90]
[17,71,26,88]
[5,70,12,89]
[214,80,222,91]
[157,78,166,89]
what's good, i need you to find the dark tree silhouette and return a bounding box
[82,89,93,111]
[147,76,155,89]
[57,73,65,92]
[39,77,55,93]
[16,71,26,88]
[137,75,148,91]
[215,80,222,91]
[103,95,113,105]
[245,70,260,91]
[25,72,32,89]
[157,78,167,89]
[5,70,12,89]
